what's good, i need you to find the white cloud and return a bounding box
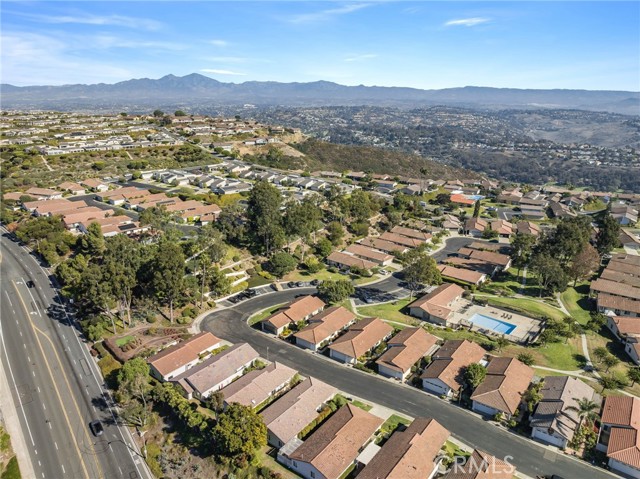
[200,69,247,76]
[204,56,247,64]
[12,11,163,31]
[92,36,187,51]
[208,39,229,47]
[286,3,371,25]
[344,53,378,62]
[444,17,490,27]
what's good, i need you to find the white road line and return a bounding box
[4,291,13,307]
[54,442,58,450]
[37,387,41,393]
[42,403,46,410]
[118,466,123,476]
[19,331,23,337]
[28,356,31,362]
[38,461,41,466]
[48,422,52,430]
[32,370,35,377]
[61,464,65,473]
[35,449,37,455]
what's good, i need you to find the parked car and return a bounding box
[287,281,296,287]
[246,289,257,297]
[310,279,321,286]
[296,281,304,287]
[89,420,104,437]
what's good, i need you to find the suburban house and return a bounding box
[470,357,534,420]
[442,214,462,232]
[464,218,488,237]
[327,317,393,364]
[490,220,514,237]
[443,449,516,479]
[261,295,326,335]
[379,231,423,248]
[597,396,640,478]
[457,248,512,271]
[408,283,466,326]
[147,332,222,381]
[170,342,259,400]
[421,340,486,398]
[294,306,357,351]
[360,236,408,254]
[516,221,542,237]
[437,265,487,286]
[530,376,598,449]
[343,243,393,266]
[598,294,640,318]
[357,418,450,479]
[376,328,439,380]
[279,404,384,479]
[607,315,640,364]
[261,377,337,449]
[57,181,86,195]
[24,187,63,200]
[390,225,432,243]
[444,256,499,277]
[220,362,297,409]
[81,178,109,192]
[326,251,377,272]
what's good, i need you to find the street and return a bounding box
[0,232,151,479]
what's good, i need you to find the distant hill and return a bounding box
[2,73,638,115]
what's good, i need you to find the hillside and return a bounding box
[2,73,639,115]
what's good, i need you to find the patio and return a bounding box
[452,302,542,343]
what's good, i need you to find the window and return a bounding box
[310,472,315,478]
[293,461,298,468]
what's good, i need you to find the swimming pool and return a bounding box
[465,195,485,201]
[468,313,516,335]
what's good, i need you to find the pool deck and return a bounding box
[452,303,542,343]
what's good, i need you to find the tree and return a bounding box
[79,222,105,257]
[517,352,535,366]
[265,252,298,279]
[603,354,620,373]
[174,110,186,116]
[598,375,621,393]
[152,109,164,117]
[326,221,345,246]
[211,403,267,459]
[150,241,186,322]
[317,279,355,304]
[102,235,141,327]
[247,181,285,254]
[495,336,509,352]
[593,346,609,363]
[567,243,600,286]
[208,266,231,297]
[464,363,487,389]
[472,200,481,218]
[522,382,543,413]
[284,197,323,258]
[481,229,499,240]
[542,216,592,265]
[197,224,227,264]
[139,205,172,234]
[511,233,536,274]
[586,312,607,333]
[597,211,621,254]
[205,391,226,419]
[403,252,442,298]
[627,367,640,386]
[529,253,568,295]
[215,203,247,246]
[347,190,373,223]
[314,237,333,258]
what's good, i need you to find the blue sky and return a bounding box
[2,1,639,90]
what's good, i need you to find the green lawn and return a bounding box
[115,335,135,347]
[380,414,412,434]
[350,399,373,411]
[248,303,287,326]
[356,299,418,325]
[284,268,344,282]
[479,268,542,298]
[1,456,21,479]
[478,295,567,321]
[560,284,594,325]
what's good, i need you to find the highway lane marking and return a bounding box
[61,464,65,474]
[4,291,13,307]
[11,281,93,479]
[54,442,58,450]
[6,237,147,479]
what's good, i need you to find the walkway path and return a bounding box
[518,266,528,294]
[40,154,53,171]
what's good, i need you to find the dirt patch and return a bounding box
[105,326,190,362]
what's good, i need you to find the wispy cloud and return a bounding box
[201,69,246,76]
[285,3,370,25]
[344,53,377,62]
[12,11,163,30]
[208,39,229,47]
[444,17,490,27]
[93,36,186,51]
[205,56,247,64]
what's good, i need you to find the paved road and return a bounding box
[0,232,152,479]
[200,292,614,478]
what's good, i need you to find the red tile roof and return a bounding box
[470,357,534,415]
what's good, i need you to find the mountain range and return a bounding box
[2,73,639,115]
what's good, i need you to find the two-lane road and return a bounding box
[0,232,151,479]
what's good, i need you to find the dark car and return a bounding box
[310,279,320,286]
[296,281,304,287]
[26,280,35,288]
[287,281,296,288]
[246,289,257,297]
[89,420,104,437]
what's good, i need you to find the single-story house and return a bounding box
[170,342,259,400]
[408,283,465,326]
[360,236,408,254]
[261,377,337,449]
[327,317,393,364]
[57,182,86,195]
[471,357,534,420]
[437,265,486,286]
[457,248,512,271]
[81,178,109,192]
[326,251,377,271]
[358,417,450,479]
[261,295,326,335]
[343,243,393,266]
[220,362,297,409]
[421,340,486,397]
[376,327,439,380]
[379,231,423,248]
[530,376,599,449]
[598,294,640,318]
[464,218,488,237]
[279,404,383,479]
[390,225,432,243]
[294,306,357,351]
[147,332,222,381]
[24,187,63,200]
[597,396,640,478]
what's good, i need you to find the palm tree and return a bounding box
[566,397,600,428]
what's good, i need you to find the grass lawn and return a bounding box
[350,398,373,411]
[380,414,412,434]
[585,329,640,396]
[115,335,135,347]
[1,456,21,479]
[284,268,344,282]
[356,299,419,325]
[248,303,287,326]
[560,283,594,325]
[501,337,583,371]
[258,447,302,479]
[480,268,542,298]
[478,295,567,321]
